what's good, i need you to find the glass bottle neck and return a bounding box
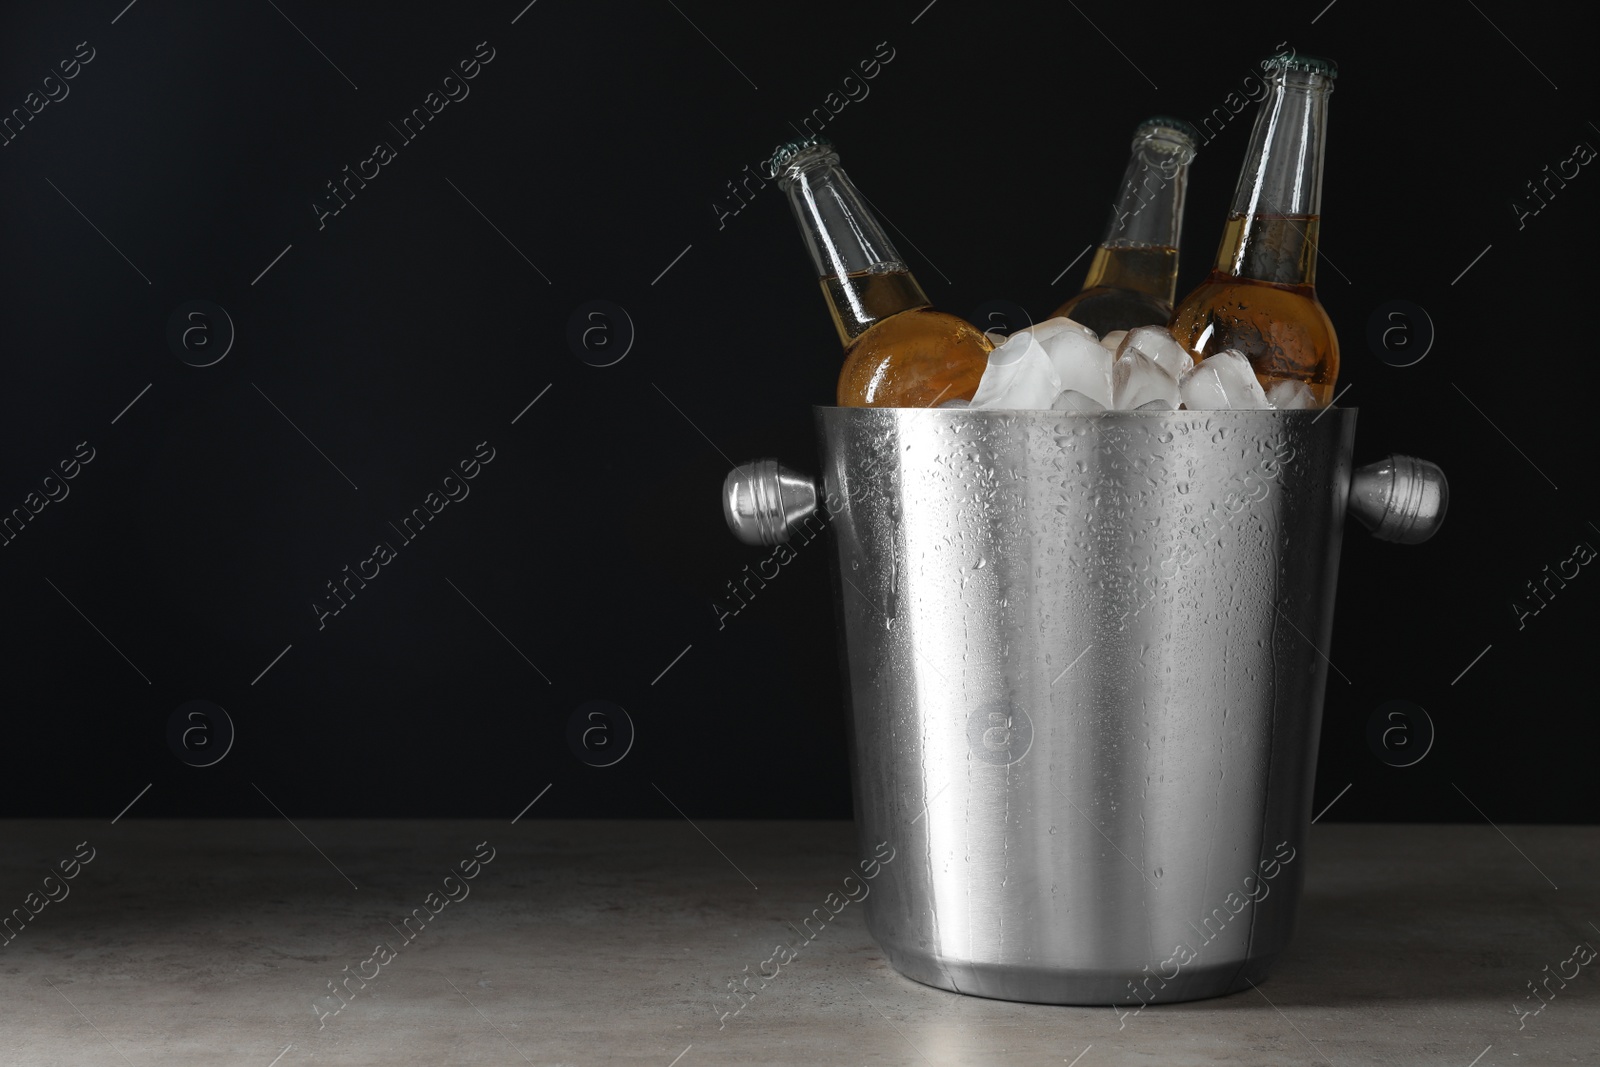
[778,151,929,345]
[1084,129,1194,303]
[1216,69,1332,287]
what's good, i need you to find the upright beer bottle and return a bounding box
[1052,117,1198,334]
[1169,55,1339,406]
[773,138,992,408]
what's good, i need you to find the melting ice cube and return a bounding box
[1178,350,1270,410]
[1037,328,1113,408]
[1265,379,1316,410]
[1027,316,1099,344]
[1051,389,1106,412]
[1117,325,1194,380]
[970,331,1060,409]
[1112,349,1181,410]
[1098,329,1128,353]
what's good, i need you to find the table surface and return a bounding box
[1,820,1594,1066]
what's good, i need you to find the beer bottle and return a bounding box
[773,138,992,407]
[1052,117,1198,334]
[1168,56,1339,406]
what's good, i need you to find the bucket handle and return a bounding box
[723,454,1447,546]
[1347,454,1448,544]
[721,459,821,546]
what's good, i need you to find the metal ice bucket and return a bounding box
[723,407,1445,1005]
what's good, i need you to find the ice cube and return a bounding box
[1178,350,1270,410]
[1112,348,1181,410]
[1051,389,1106,412]
[1265,379,1315,410]
[1117,325,1194,380]
[1099,329,1128,353]
[1025,316,1099,344]
[1037,328,1113,408]
[939,397,971,409]
[969,331,1060,410]
[1135,398,1174,411]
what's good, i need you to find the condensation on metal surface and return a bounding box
[816,407,1357,1004]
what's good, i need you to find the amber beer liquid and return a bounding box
[774,139,991,408]
[1169,56,1339,406]
[1053,117,1197,334]
[1057,245,1179,331]
[825,272,993,408]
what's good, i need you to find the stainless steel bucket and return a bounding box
[723,407,1445,1005]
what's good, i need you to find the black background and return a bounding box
[0,0,1592,822]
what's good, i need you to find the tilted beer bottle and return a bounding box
[1052,117,1198,334]
[772,138,992,407]
[1169,55,1339,406]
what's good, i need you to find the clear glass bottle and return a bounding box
[1052,117,1198,334]
[1168,56,1339,406]
[773,139,992,408]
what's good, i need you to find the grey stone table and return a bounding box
[2,820,1595,1066]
